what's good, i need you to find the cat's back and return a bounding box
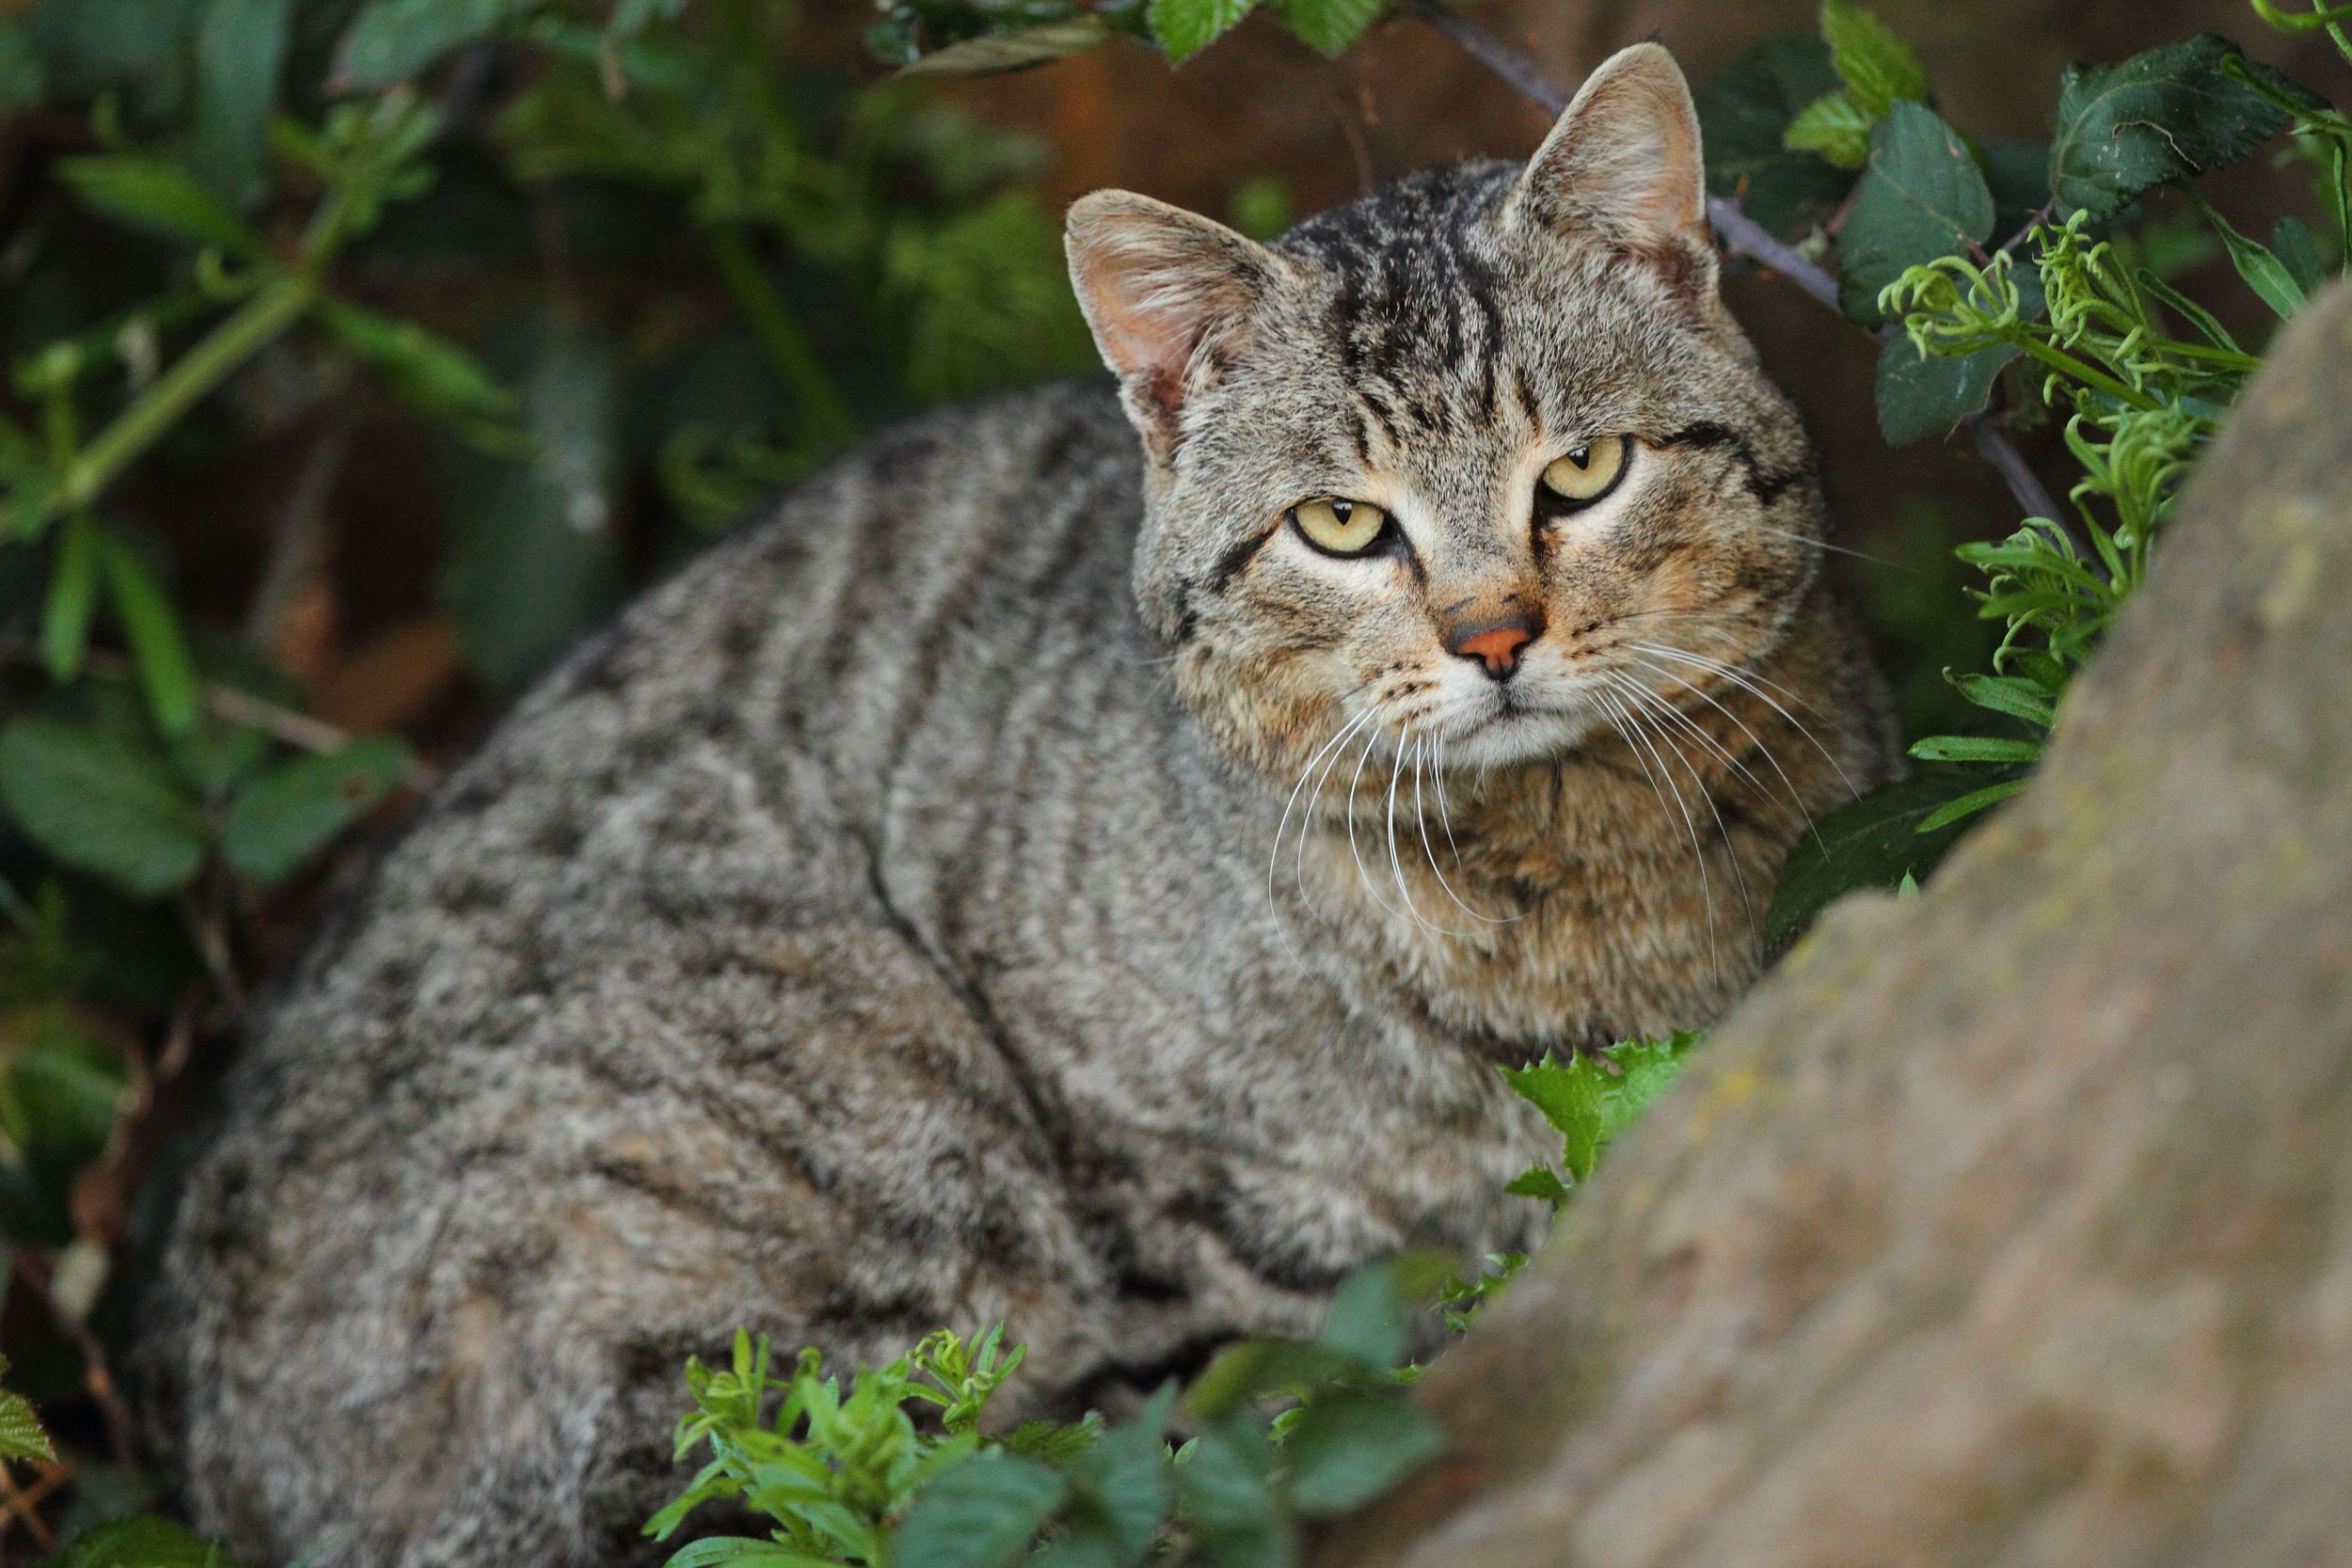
[141,382,1157,1566]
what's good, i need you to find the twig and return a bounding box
[1412,1,2058,527]
[7,646,441,789]
[7,1244,137,1469]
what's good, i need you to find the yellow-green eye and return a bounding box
[1541,435,1629,503]
[1290,497,1390,557]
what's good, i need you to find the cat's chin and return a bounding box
[1436,702,1606,770]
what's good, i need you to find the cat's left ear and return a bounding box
[1066,191,1289,465]
[1505,42,1714,290]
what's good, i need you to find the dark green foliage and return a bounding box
[1836,102,1994,323]
[1763,771,1979,945]
[2049,35,2309,220]
[1692,38,1852,236]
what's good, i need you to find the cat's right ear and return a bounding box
[1066,192,1285,465]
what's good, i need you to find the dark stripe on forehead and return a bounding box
[1657,421,1813,508]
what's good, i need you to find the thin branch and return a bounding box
[1412,1,2058,527]
[8,1244,137,1469]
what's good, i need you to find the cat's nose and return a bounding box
[1446,610,1544,680]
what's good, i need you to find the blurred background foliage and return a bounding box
[0,0,2341,1556]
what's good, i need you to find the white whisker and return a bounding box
[1266,705,1378,959]
[1629,641,1860,800]
[1413,737,1514,924]
[1607,674,1756,933]
[1597,687,1719,979]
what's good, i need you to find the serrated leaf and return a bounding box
[1764,770,1982,945]
[1837,101,1994,323]
[1695,37,1850,236]
[892,1453,1069,1568]
[1499,1054,1609,1181]
[1148,0,1258,63]
[221,736,411,882]
[56,154,265,256]
[2049,36,2305,221]
[1266,0,1382,55]
[0,720,207,899]
[901,17,1113,74]
[1820,0,1928,118]
[1783,89,1873,168]
[1280,1393,1445,1516]
[0,1385,55,1465]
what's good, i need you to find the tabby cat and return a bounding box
[143,43,1896,1567]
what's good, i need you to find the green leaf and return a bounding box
[1907,734,2042,764]
[1502,1163,1571,1204]
[891,1453,1070,1568]
[1266,0,1382,55]
[1949,671,2057,728]
[1176,1417,1289,1568]
[1820,0,1928,118]
[2270,215,2326,296]
[2049,36,2304,221]
[0,720,207,899]
[659,1541,837,1568]
[1185,1340,1365,1421]
[43,515,103,682]
[334,0,536,87]
[1500,1054,1608,1183]
[1061,1386,1175,1560]
[2195,197,2308,318]
[56,154,266,256]
[1915,777,2028,832]
[1318,1266,1411,1372]
[221,737,411,882]
[1148,0,1258,63]
[0,1355,54,1465]
[188,0,295,206]
[2135,268,2244,352]
[0,19,45,111]
[101,534,202,736]
[1280,1393,1445,1517]
[1763,770,1981,945]
[439,315,625,691]
[1837,102,1994,323]
[1875,332,2013,445]
[900,17,1112,74]
[314,299,516,429]
[1783,89,1873,168]
[46,1514,242,1568]
[1695,37,1851,236]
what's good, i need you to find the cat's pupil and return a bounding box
[1332,499,1353,521]
[1568,446,1591,467]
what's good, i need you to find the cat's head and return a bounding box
[1066,43,1822,780]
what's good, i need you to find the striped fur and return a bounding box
[143,45,1896,1568]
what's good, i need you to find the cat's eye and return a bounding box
[1290,497,1391,558]
[1540,436,1629,505]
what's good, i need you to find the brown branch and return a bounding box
[1410,1,2058,527]
[7,1245,137,1469]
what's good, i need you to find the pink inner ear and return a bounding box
[1099,294,1203,387]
